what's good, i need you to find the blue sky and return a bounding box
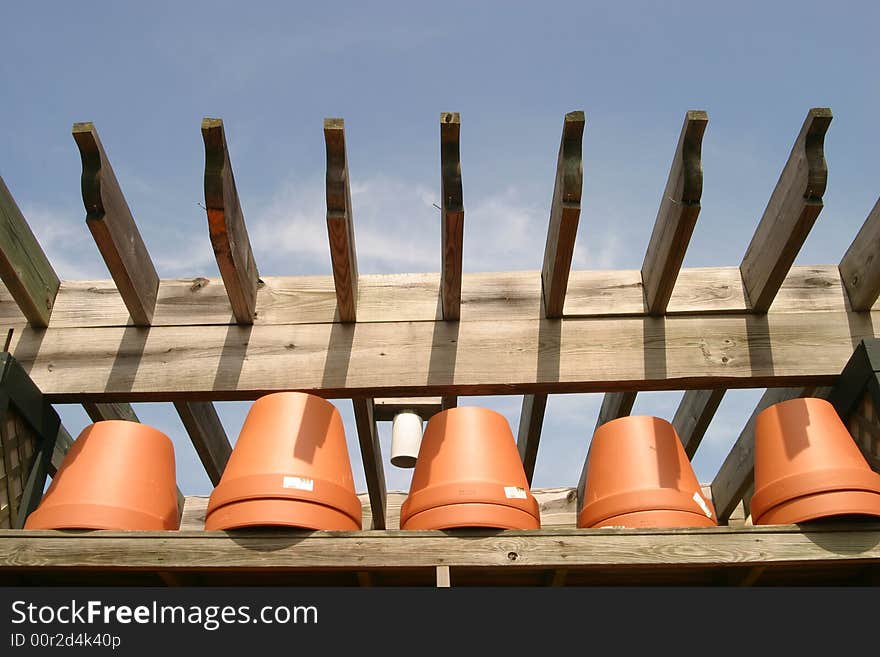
[2,1,878,495]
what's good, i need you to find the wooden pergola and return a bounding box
[1,108,879,585]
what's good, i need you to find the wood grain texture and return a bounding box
[324,118,358,322]
[7,309,875,401]
[202,118,259,324]
[0,265,857,330]
[672,388,726,459]
[2,522,877,571]
[840,197,880,311]
[173,401,231,486]
[517,393,547,484]
[440,112,463,321]
[73,122,159,326]
[542,111,585,318]
[373,397,442,422]
[641,111,707,314]
[0,177,60,327]
[352,398,386,530]
[577,391,638,508]
[740,108,832,312]
[711,386,830,522]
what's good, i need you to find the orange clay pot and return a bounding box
[578,415,717,529]
[25,421,179,530]
[751,397,880,525]
[205,392,361,530]
[399,406,540,530]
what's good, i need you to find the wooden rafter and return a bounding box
[740,108,832,312]
[839,197,880,311]
[671,388,725,459]
[352,398,386,530]
[73,122,159,326]
[0,177,60,327]
[324,118,358,323]
[201,118,259,325]
[517,392,547,485]
[641,110,708,315]
[172,401,232,486]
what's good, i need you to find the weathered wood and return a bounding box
[740,108,832,312]
[201,118,259,324]
[641,111,708,315]
[373,397,443,422]
[73,123,159,326]
[352,398,386,530]
[173,401,231,486]
[711,386,830,523]
[840,197,880,311]
[2,523,879,571]
[517,393,547,485]
[577,392,637,509]
[439,112,464,321]
[435,565,451,588]
[7,308,876,401]
[324,118,358,322]
[0,265,858,330]
[672,388,726,459]
[82,402,139,424]
[0,177,60,327]
[542,111,585,318]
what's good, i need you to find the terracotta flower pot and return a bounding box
[399,406,540,530]
[751,397,880,525]
[25,421,179,530]
[205,392,362,530]
[578,416,716,529]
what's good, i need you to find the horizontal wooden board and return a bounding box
[5,308,875,401]
[1,522,877,571]
[0,265,868,330]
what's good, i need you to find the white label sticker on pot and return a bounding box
[504,486,527,499]
[692,491,713,518]
[283,476,314,491]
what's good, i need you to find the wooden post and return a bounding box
[324,118,358,323]
[440,112,463,322]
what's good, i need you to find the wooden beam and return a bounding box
[352,398,386,530]
[0,264,860,330]
[710,386,831,523]
[3,523,880,571]
[73,122,159,326]
[173,401,232,486]
[641,111,708,315]
[7,308,875,401]
[201,118,259,325]
[672,389,726,459]
[840,197,880,311]
[373,397,442,422]
[740,108,833,312]
[324,118,358,323]
[542,111,585,318]
[82,402,139,424]
[0,177,60,327]
[517,392,547,485]
[577,392,637,509]
[440,112,464,321]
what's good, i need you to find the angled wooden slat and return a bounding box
[73,122,159,326]
[641,111,708,315]
[740,108,832,312]
[201,118,259,325]
[173,401,232,486]
[323,118,358,323]
[49,424,74,476]
[840,197,880,311]
[672,388,726,459]
[710,386,830,523]
[440,112,464,321]
[0,177,60,327]
[82,402,139,424]
[517,392,547,485]
[352,398,386,530]
[576,391,637,509]
[542,111,585,318]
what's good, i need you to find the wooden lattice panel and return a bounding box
[0,407,37,528]
[847,389,880,473]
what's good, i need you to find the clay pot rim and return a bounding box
[205,497,361,531]
[754,488,880,525]
[401,502,541,530]
[400,479,540,523]
[578,488,715,528]
[588,508,718,529]
[25,502,178,531]
[751,466,880,519]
